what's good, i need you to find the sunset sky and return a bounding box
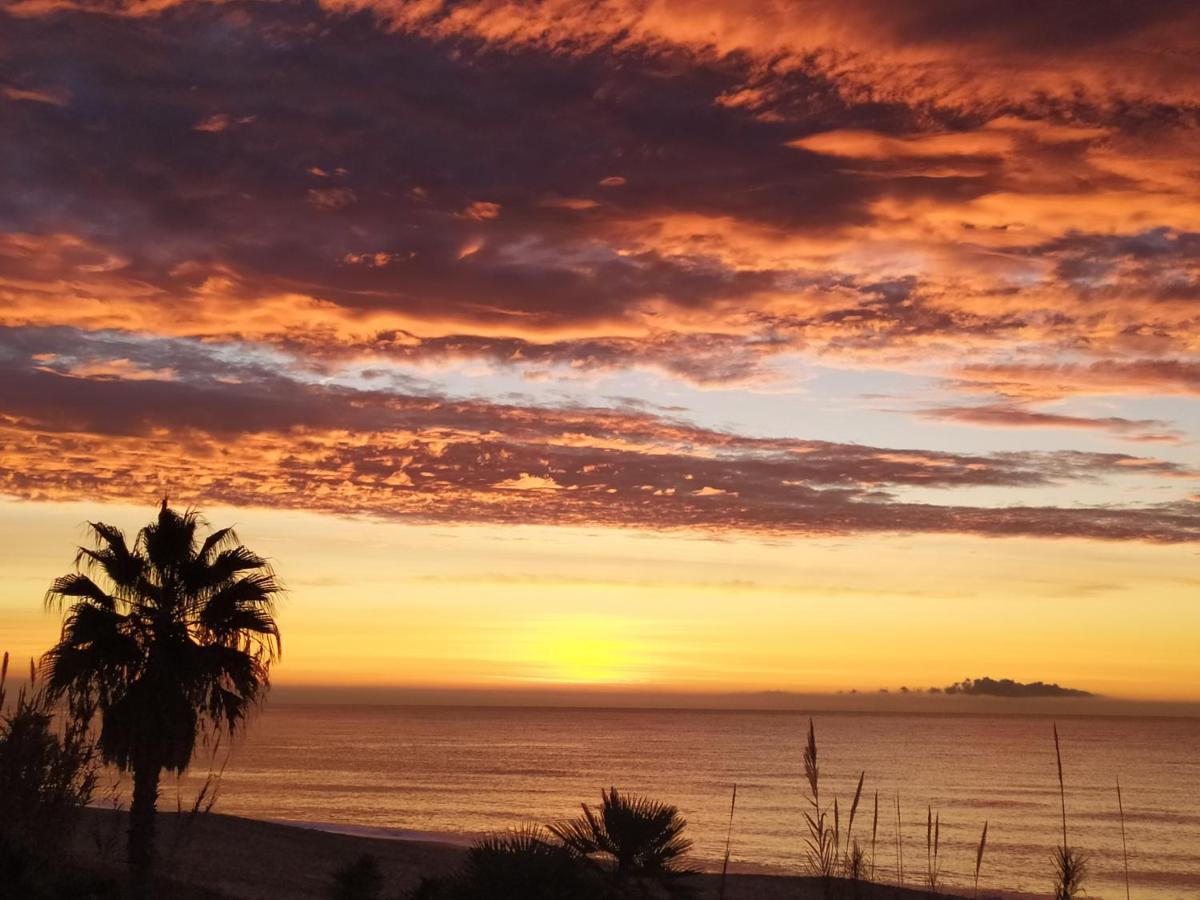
[1,0,1197,701]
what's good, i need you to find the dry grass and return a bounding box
[973,821,988,900]
[869,791,879,882]
[719,784,737,900]
[802,720,836,880]
[925,807,941,895]
[1116,778,1130,900]
[1052,725,1087,900]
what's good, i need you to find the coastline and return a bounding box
[69,809,1048,900]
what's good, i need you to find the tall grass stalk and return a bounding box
[844,770,864,875]
[870,790,878,881]
[718,783,737,900]
[925,807,940,894]
[973,821,988,900]
[834,797,841,868]
[802,719,836,880]
[1117,778,1130,900]
[1055,725,1068,847]
[895,794,904,886]
[1052,724,1087,900]
[926,807,931,892]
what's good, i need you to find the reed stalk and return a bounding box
[870,790,878,881]
[1117,777,1130,900]
[1052,724,1087,900]
[933,811,940,894]
[718,783,737,900]
[926,807,932,893]
[834,797,841,868]
[1055,724,1068,848]
[845,770,864,875]
[895,793,904,885]
[925,807,940,894]
[802,719,836,880]
[973,821,988,900]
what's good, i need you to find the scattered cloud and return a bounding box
[0,330,1195,542]
[920,403,1184,444]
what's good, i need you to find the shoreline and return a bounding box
[69,808,1048,900]
[264,818,480,848]
[259,693,1200,720]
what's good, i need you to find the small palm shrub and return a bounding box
[328,853,384,900]
[550,788,696,897]
[469,827,604,899]
[410,826,606,900]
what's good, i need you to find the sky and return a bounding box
[0,0,1197,703]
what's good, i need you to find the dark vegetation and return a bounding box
[0,652,111,899]
[407,789,696,899]
[943,678,1093,699]
[26,501,281,898]
[330,853,386,900]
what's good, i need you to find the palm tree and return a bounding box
[550,787,696,897]
[459,826,607,900]
[42,501,281,895]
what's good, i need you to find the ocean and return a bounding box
[157,706,1200,898]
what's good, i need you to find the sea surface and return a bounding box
[154,706,1200,898]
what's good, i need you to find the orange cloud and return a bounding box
[919,403,1184,444]
[1,0,1196,482]
[465,201,502,220]
[0,357,1195,543]
[952,360,1200,401]
[3,84,68,105]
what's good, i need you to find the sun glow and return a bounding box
[517,614,651,685]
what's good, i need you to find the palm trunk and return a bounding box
[128,759,161,898]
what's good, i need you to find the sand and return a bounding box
[68,808,1044,900]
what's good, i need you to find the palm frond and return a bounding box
[74,521,145,594]
[194,545,272,591]
[140,501,202,577]
[464,825,603,898]
[41,602,138,700]
[197,527,240,563]
[44,573,116,611]
[550,787,695,882]
[548,808,602,855]
[201,571,281,613]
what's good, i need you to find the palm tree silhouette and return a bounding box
[550,787,696,897]
[42,501,281,896]
[462,826,607,899]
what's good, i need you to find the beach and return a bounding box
[68,809,1038,900]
